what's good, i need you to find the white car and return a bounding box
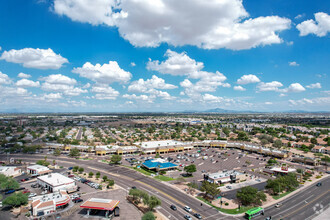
[184,206,192,212]
[28,193,37,198]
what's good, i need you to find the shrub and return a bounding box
[225,202,229,206]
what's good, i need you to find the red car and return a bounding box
[23,189,30,194]
[20,179,26,182]
[68,174,75,178]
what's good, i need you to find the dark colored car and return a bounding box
[316,182,322,187]
[170,205,177,210]
[131,186,137,189]
[5,189,15,194]
[72,197,83,203]
[68,167,73,170]
[194,213,202,219]
[16,187,25,191]
[74,199,83,203]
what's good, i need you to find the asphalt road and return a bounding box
[254,176,330,220]
[75,127,83,140]
[1,154,237,220]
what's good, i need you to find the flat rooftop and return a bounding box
[135,140,186,149]
[80,198,120,211]
[37,173,74,187]
[208,170,243,179]
[27,164,50,171]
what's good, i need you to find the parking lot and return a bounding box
[122,147,271,181]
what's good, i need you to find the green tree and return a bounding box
[108,179,115,188]
[2,192,28,207]
[141,211,155,220]
[311,138,317,145]
[88,172,94,178]
[78,167,84,174]
[110,155,122,164]
[36,160,50,166]
[184,164,197,176]
[266,173,299,195]
[147,195,161,211]
[0,175,20,190]
[53,148,61,156]
[236,186,266,206]
[273,140,283,148]
[73,166,79,172]
[200,181,220,200]
[96,172,100,179]
[102,175,108,182]
[222,127,230,136]
[69,147,81,158]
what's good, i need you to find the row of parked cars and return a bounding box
[73,176,100,189]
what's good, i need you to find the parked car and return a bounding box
[68,167,73,170]
[194,213,202,219]
[184,206,192,212]
[23,189,30,194]
[5,189,15,194]
[184,215,192,220]
[28,193,37,197]
[73,198,83,203]
[316,182,322,187]
[170,205,177,210]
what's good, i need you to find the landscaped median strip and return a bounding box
[197,196,252,215]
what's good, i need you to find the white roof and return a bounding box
[208,170,242,179]
[37,173,74,187]
[0,166,17,172]
[27,165,50,171]
[270,167,296,173]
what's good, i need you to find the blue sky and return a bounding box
[0,0,329,112]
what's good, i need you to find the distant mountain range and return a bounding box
[183,108,330,114]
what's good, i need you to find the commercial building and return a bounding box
[0,166,21,177]
[269,166,296,175]
[37,173,77,193]
[142,158,178,171]
[135,140,193,154]
[80,198,120,218]
[204,170,247,185]
[27,165,51,176]
[31,190,70,217]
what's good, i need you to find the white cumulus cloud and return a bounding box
[289,61,299,66]
[16,79,40,88]
[0,72,11,85]
[73,61,132,84]
[297,12,330,37]
[53,0,291,50]
[257,81,283,92]
[128,75,177,93]
[0,48,68,69]
[306,83,321,89]
[233,85,246,91]
[91,84,120,100]
[17,72,31,78]
[237,74,260,84]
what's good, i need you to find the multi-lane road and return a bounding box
[255,177,330,220]
[1,153,329,220]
